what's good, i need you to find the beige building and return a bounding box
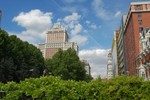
[107,50,113,79]
[82,60,91,75]
[39,23,78,59]
[111,30,119,76]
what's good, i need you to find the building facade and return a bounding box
[82,60,91,75]
[123,1,150,75]
[38,23,78,59]
[111,31,118,76]
[136,28,150,80]
[107,50,113,79]
[117,15,127,75]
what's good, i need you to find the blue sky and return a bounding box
[0,0,149,78]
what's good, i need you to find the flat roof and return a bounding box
[131,1,150,5]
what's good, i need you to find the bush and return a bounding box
[0,76,149,99]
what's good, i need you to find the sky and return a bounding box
[0,0,149,78]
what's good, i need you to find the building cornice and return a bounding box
[124,9,150,34]
[131,1,150,5]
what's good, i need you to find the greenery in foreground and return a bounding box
[0,29,92,83]
[45,48,93,82]
[0,29,45,83]
[0,76,150,100]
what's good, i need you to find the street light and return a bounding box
[0,10,2,29]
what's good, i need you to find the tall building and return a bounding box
[117,15,127,75]
[107,50,113,79]
[111,30,119,76]
[123,1,150,75]
[82,60,91,75]
[39,23,78,59]
[136,28,150,80]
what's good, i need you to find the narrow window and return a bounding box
[138,13,142,18]
[139,27,143,32]
[137,5,141,10]
[138,20,142,25]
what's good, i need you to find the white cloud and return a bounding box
[79,49,109,78]
[92,0,122,20]
[71,24,82,36]
[83,29,88,33]
[63,0,86,3]
[90,24,97,29]
[62,6,77,13]
[114,11,121,17]
[70,35,88,46]
[12,9,53,44]
[61,13,88,46]
[63,13,81,23]
[85,20,100,30]
[85,20,90,24]
[92,0,110,20]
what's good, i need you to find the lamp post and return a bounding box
[0,10,2,29]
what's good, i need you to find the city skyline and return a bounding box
[0,0,149,78]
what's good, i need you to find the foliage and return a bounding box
[0,29,45,83]
[0,76,150,100]
[45,48,90,81]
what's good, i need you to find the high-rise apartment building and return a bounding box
[39,23,78,59]
[111,30,119,76]
[107,50,113,79]
[117,15,127,75]
[123,1,150,75]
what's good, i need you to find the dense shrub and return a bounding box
[0,76,149,100]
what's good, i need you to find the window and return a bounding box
[142,72,145,78]
[139,27,143,32]
[138,20,142,25]
[148,38,150,45]
[137,5,141,10]
[138,13,142,18]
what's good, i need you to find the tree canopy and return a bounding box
[45,48,91,81]
[0,29,45,83]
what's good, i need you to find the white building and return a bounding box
[107,50,113,79]
[136,28,150,80]
[82,60,91,75]
[111,31,118,76]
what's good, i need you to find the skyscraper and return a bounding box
[111,30,119,76]
[39,23,78,59]
[117,15,127,75]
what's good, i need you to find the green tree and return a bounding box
[0,29,45,83]
[45,48,88,81]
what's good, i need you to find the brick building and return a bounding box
[123,1,150,75]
